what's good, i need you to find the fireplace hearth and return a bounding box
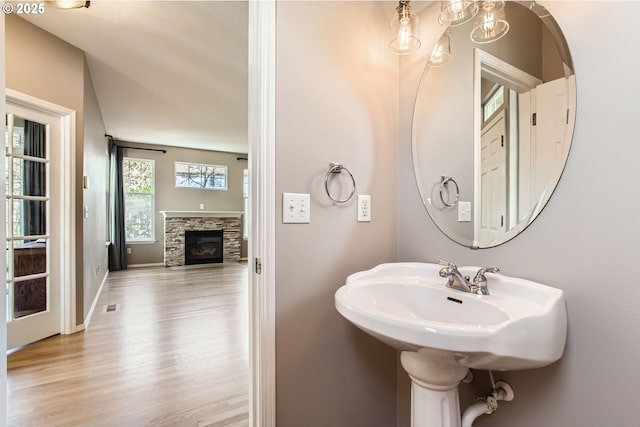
[184,230,223,265]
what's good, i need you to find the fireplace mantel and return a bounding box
[160,210,242,219]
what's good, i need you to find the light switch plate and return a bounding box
[458,201,471,222]
[283,193,310,223]
[358,195,371,222]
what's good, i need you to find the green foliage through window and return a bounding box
[123,158,154,241]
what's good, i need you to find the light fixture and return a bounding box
[470,0,510,44]
[47,0,90,9]
[429,31,452,67]
[389,1,421,55]
[438,0,478,27]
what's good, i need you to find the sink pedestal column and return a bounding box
[401,351,469,427]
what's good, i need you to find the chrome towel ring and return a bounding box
[325,163,356,204]
[439,176,459,207]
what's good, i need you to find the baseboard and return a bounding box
[84,269,109,330]
[127,263,164,268]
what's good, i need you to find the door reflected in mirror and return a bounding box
[412,2,576,248]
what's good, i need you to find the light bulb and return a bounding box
[390,1,421,55]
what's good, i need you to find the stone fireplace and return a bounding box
[160,211,242,267]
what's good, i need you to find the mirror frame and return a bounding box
[412,1,576,248]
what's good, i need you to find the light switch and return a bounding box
[458,201,471,222]
[282,193,310,224]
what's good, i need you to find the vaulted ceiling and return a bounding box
[22,1,249,153]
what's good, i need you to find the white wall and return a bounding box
[275,2,399,426]
[398,2,640,426]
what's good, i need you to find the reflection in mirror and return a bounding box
[412,2,576,248]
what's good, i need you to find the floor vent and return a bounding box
[104,303,119,313]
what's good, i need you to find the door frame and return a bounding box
[248,1,276,426]
[5,88,77,338]
[472,48,542,247]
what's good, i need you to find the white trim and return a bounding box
[476,49,542,93]
[1,15,7,423]
[248,1,276,426]
[83,270,109,330]
[6,88,77,336]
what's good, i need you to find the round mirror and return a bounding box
[412,1,576,248]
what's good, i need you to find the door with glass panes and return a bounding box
[6,105,61,350]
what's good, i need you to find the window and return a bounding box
[483,85,504,122]
[175,162,227,190]
[123,158,155,242]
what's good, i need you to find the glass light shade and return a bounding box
[470,1,509,44]
[438,0,479,27]
[429,31,453,67]
[390,2,421,55]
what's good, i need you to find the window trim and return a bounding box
[123,157,155,243]
[174,161,228,191]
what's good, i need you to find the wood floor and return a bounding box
[7,263,249,427]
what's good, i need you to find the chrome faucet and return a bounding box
[438,260,500,295]
[439,260,473,293]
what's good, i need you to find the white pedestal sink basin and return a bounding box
[335,263,567,427]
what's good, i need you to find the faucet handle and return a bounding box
[473,267,500,282]
[438,259,457,268]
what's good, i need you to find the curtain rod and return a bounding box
[116,145,167,154]
[105,134,167,154]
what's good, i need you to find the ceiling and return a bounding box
[22,1,249,154]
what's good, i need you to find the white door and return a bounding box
[5,105,62,350]
[533,77,569,200]
[518,76,572,221]
[480,110,507,244]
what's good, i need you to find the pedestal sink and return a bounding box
[335,263,567,427]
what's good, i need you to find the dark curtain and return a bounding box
[23,120,46,236]
[108,141,127,270]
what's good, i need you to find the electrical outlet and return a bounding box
[358,195,371,222]
[127,247,132,255]
[458,201,471,222]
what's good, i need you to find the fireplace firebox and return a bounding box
[184,230,223,265]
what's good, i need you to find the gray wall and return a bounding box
[6,15,91,326]
[275,2,399,426]
[122,142,247,265]
[82,58,109,321]
[398,2,640,426]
